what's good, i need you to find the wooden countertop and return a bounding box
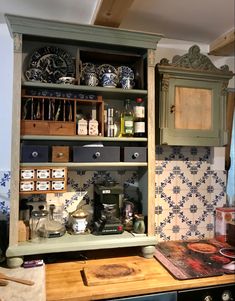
[45,248,235,301]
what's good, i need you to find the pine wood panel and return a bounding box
[174,87,212,130]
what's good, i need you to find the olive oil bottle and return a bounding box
[121,99,134,137]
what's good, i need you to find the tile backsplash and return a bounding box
[1,147,227,244]
[0,170,11,218]
[155,146,226,242]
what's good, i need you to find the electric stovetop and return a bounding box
[154,239,235,280]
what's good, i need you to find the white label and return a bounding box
[37,169,50,179]
[21,170,34,179]
[36,181,50,191]
[134,122,145,133]
[20,181,34,191]
[52,169,65,178]
[52,181,65,190]
[134,106,145,118]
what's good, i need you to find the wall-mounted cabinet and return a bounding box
[5,15,162,267]
[156,45,233,146]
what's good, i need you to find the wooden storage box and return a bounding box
[73,146,120,162]
[21,120,75,136]
[52,146,69,163]
[21,145,49,163]
[122,147,147,162]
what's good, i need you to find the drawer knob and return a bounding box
[204,296,213,301]
[94,151,101,158]
[31,151,38,158]
[133,152,139,159]
[57,152,64,158]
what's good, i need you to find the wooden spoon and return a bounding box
[0,279,8,286]
[0,272,34,286]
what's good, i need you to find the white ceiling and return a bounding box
[0,0,234,45]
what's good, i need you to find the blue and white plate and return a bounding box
[117,66,134,80]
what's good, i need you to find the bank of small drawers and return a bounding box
[20,167,67,194]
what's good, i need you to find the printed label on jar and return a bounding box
[52,169,65,178]
[21,169,34,179]
[37,169,50,179]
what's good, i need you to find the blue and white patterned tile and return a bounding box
[155,229,175,242]
[208,190,226,208]
[209,170,227,191]
[0,193,10,217]
[193,147,211,162]
[0,171,11,196]
[178,193,195,210]
[158,169,178,194]
[155,145,173,161]
[155,194,172,211]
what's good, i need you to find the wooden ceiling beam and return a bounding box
[94,0,134,28]
[209,28,235,56]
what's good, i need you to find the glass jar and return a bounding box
[133,214,145,234]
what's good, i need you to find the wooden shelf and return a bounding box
[21,135,147,142]
[20,162,148,169]
[6,232,156,257]
[22,81,148,100]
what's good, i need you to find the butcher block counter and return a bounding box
[45,248,235,301]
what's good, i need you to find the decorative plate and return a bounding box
[27,46,75,83]
[82,62,96,74]
[187,242,217,254]
[117,66,134,79]
[219,248,235,259]
[97,64,117,79]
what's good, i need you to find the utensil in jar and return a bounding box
[0,272,34,286]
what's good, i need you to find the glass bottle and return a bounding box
[121,99,134,137]
[133,97,145,137]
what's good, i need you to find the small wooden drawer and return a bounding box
[52,146,69,162]
[21,145,49,163]
[122,147,147,162]
[52,168,66,179]
[73,146,120,162]
[36,168,51,179]
[51,180,65,191]
[49,122,75,136]
[21,120,49,135]
[36,181,51,191]
[20,181,34,192]
[20,169,34,180]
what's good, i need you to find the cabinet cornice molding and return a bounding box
[5,14,163,50]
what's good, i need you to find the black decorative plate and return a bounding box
[28,46,75,83]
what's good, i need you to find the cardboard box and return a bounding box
[215,207,235,242]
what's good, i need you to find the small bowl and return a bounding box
[58,77,76,85]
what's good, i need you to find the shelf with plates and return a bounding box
[22,81,148,100]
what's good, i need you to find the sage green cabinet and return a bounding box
[5,14,162,267]
[156,45,233,146]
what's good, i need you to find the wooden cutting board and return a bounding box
[83,262,145,286]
